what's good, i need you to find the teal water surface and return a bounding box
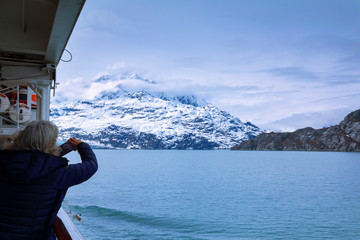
[64,150,360,240]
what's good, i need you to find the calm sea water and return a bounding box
[63,150,360,240]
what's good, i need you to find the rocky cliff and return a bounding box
[231,109,360,151]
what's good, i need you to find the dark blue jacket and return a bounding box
[0,142,98,240]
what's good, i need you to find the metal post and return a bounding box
[17,85,20,129]
[39,84,50,121]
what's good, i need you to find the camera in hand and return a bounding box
[59,141,75,156]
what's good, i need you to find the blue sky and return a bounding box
[57,0,360,131]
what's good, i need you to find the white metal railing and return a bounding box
[57,208,86,240]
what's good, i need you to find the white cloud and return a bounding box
[55,75,119,101]
[107,61,126,71]
[55,77,88,100]
[54,66,360,132]
[92,72,109,80]
[265,108,357,132]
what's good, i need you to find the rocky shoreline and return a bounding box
[231,109,360,152]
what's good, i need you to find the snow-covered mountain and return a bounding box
[50,73,263,149]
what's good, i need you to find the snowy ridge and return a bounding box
[51,74,263,149]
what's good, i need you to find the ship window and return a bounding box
[19,94,27,101]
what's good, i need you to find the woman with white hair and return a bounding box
[0,120,98,240]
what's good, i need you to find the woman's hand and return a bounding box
[68,138,83,150]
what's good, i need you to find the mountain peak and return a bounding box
[52,72,263,149]
[124,73,156,84]
[51,94,262,149]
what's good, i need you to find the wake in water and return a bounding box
[67,204,229,240]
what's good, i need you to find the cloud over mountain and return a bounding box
[51,73,263,149]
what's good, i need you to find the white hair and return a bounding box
[6,120,61,156]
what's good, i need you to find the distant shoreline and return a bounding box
[231,109,360,152]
